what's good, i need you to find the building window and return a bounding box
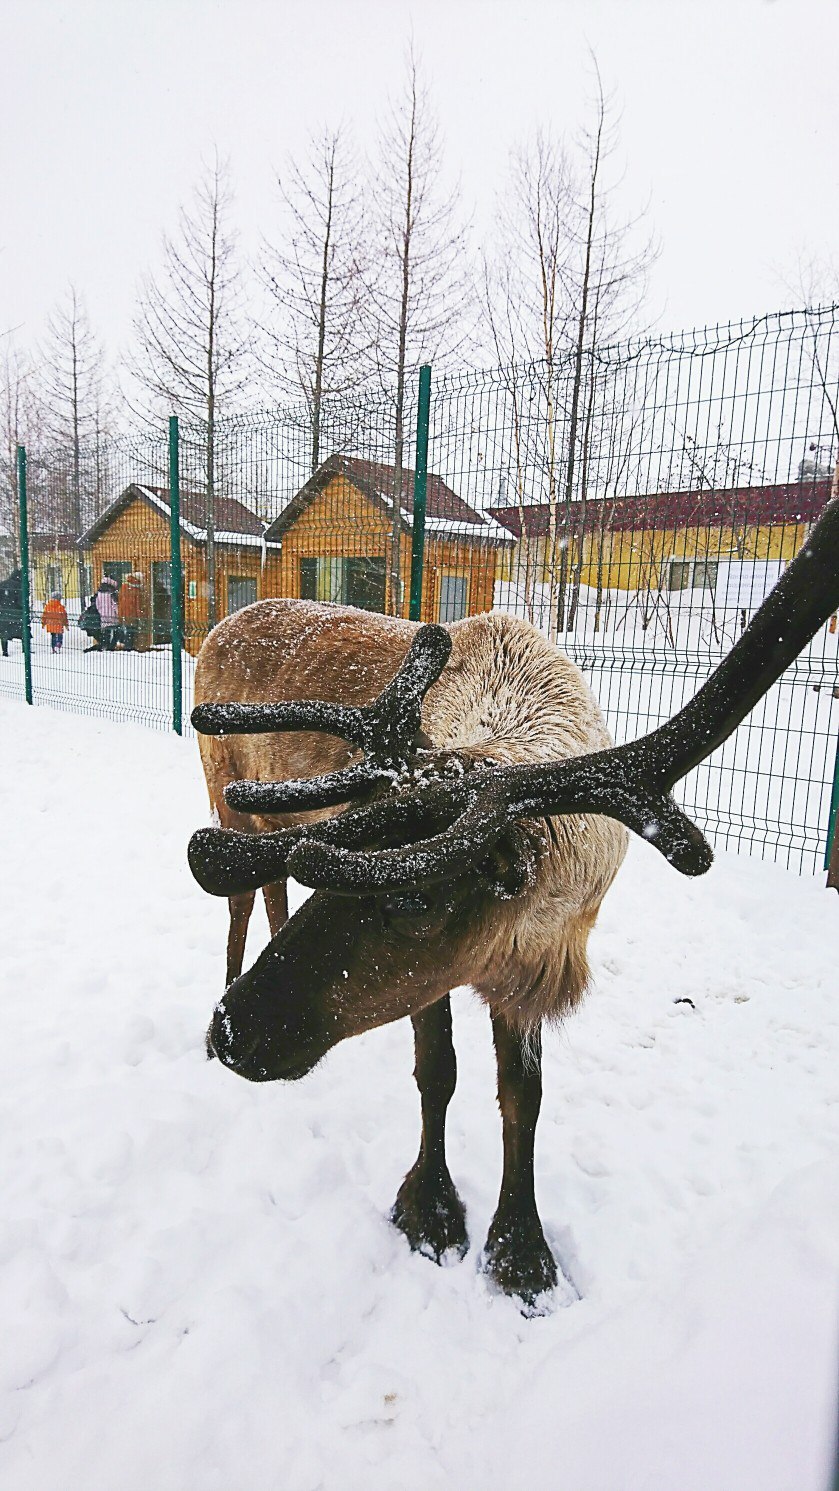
[104,561,132,588]
[667,559,717,593]
[227,575,258,613]
[438,572,468,622]
[345,557,386,612]
[300,557,318,600]
[46,564,63,598]
[693,560,718,591]
[299,556,386,613]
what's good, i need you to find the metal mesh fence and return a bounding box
[0,429,174,729]
[2,304,837,872]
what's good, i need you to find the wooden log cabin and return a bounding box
[262,454,512,622]
[78,485,266,655]
[78,458,512,655]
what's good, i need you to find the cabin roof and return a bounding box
[77,484,266,549]
[29,531,80,552]
[264,454,513,545]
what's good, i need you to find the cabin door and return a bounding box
[151,561,173,644]
[227,575,257,614]
[438,572,468,623]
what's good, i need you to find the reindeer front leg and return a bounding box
[390,996,468,1262]
[482,1014,557,1308]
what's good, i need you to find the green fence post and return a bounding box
[169,416,184,735]
[16,444,32,706]
[824,732,839,871]
[408,364,432,623]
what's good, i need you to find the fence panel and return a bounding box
[1,305,837,873]
[1,429,173,730]
[427,307,839,873]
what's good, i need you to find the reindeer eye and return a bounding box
[381,893,432,920]
[379,892,453,936]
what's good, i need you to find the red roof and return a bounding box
[490,478,833,539]
[29,532,80,552]
[265,453,499,540]
[142,485,264,538]
[78,484,264,546]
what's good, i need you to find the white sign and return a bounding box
[713,559,785,611]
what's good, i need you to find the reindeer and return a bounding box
[189,498,839,1307]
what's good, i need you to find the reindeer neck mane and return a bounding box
[427,614,612,766]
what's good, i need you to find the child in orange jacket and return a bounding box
[41,594,68,652]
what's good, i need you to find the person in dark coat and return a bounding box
[0,569,25,658]
[79,596,103,652]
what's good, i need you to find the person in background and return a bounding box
[41,593,68,652]
[95,574,120,650]
[0,569,25,658]
[118,572,144,652]
[79,596,102,652]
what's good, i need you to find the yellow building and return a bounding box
[491,478,832,597]
[263,454,512,623]
[31,532,90,608]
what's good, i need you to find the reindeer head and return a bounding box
[189,497,839,1082]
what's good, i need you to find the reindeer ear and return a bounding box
[477,830,534,899]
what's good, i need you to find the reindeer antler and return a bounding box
[192,623,451,815]
[190,495,839,898]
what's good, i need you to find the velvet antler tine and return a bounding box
[224,764,388,815]
[188,789,438,896]
[191,699,364,744]
[287,795,508,894]
[375,625,451,720]
[359,625,451,767]
[502,755,714,876]
[192,626,449,751]
[188,826,307,896]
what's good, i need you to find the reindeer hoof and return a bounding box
[390,1163,468,1264]
[481,1213,558,1311]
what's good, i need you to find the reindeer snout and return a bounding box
[209,971,330,1083]
[209,998,262,1074]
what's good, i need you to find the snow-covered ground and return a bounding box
[2,698,839,1490]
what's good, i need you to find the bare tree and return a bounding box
[0,341,44,573]
[366,49,472,613]
[781,257,839,466]
[261,127,367,474]
[133,154,251,629]
[483,135,575,628]
[484,61,655,639]
[39,286,109,603]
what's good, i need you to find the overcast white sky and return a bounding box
[1,0,837,367]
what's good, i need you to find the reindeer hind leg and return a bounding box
[482,1013,558,1310]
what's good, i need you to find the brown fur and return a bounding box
[195,599,628,1029]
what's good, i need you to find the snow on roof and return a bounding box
[78,484,267,548]
[265,453,512,545]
